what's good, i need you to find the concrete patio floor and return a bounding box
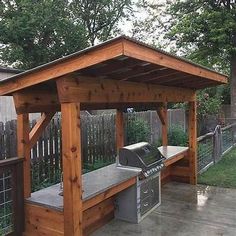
[92,182,236,236]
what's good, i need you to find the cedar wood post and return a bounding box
[188,100,197,185]
[116,109,124,151]
[156,102,168,146]
[162,102,168,146]
[61,103,83,236]
[17,114,31,198]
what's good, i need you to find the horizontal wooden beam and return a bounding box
[57,76,196,104]
[81,102,162,111]
[83,177,136,211]
[29,112,55,149]
[171,166,190,177]
[123,39,227,84]
[0,41,123,95]
[13,88,60,114]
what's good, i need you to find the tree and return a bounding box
[0,0,88,69]
[128,0,165,45]
[70,0,132,46]
[165,0,236,113]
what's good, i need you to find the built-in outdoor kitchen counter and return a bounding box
[24,145,189,236]
[158,146,190,184]
[24,164,141,236]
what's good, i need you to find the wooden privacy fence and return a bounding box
[0,109,185,191]
[0,157,24,236]
[197,123,236,173]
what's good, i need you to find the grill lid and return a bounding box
[118,142,165,170]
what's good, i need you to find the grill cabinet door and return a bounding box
[150,174,160,207]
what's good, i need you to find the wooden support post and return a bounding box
[188,101,197,185]
[157,103,168,146]
[61,103,83,236]
[116,109,124,151]
[17,114,31,198]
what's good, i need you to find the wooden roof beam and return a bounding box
[0,40,124,95]
[56,76,196,104]
[122,38,227,84]
[13,88,60,114]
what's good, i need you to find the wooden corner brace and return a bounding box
[156,107,166,125]
[29,112,55,149]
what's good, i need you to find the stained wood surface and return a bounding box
[0,36,227,96]
[159,146,190,184]
[0,40,123,95]
[83,176,136,211]
[116,109,124,151]
[157,103,168,146]
[188,101,197,185]
[122,38,227,84]
[57,76,196,104]
[13,88,60,114]
[29,112,55,149]
[24,196,115,236]
[17,114,31,198]
[61,103,83,236]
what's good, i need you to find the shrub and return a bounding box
[157,125,188,146]
[168,125,188,146]
[126,118,150,145]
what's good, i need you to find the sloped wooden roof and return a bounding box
[0,36,228,95]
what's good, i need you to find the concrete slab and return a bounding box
[93,182,236,236]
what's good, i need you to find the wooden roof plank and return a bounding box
[0,40,124,95]
[0,36,228,95]
[123,39,227,84]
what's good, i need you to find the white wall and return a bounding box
[0,71,40,122]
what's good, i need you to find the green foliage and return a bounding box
[0,0,88,69]
[0,0,131,69]
[127,118,150,145]
[164,0,236,105]
[166,0,236,71]
[197,89,222,119]
[198,147,236,188]
[83,159,114,173]
[167,125,188,146]
[157,124,188,147]
[70,0,132,45]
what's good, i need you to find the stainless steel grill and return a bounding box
[118,142,165,178]
[115,142,165,223]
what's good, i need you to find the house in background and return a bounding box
[0,66,23,122]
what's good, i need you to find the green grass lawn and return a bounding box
[198,147,236,188]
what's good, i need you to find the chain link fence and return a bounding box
[197,123,236,174]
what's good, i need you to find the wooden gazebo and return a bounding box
[0,36,227,236]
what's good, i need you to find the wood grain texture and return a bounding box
[17,114,31,197]
[164,153,185,167]
[188,101,197,185]
[56,76,196,104]
[123,39,227,84]
[83,177,136,211]
[116,109,124,151]
[24,197,115,236]
[13,88,60,114]
[61,103,83,236]
[0,37,227,96]
[0,40,123,95]
[29,112,55,149]
[157,103,168,146]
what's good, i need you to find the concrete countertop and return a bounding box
[158,146,189,160]
[26,163,141,212]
